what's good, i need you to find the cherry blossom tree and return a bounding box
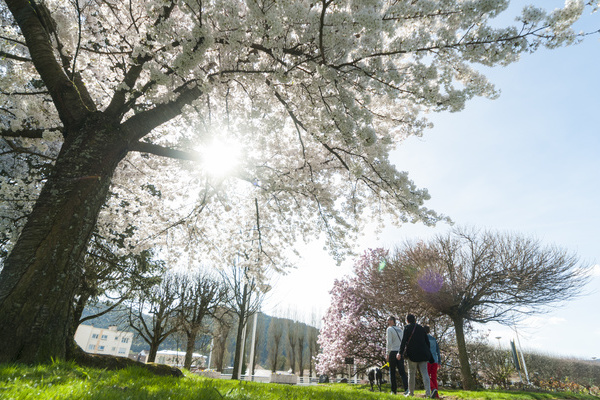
[0,0,591,363]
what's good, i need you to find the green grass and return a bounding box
[0,361,597,400]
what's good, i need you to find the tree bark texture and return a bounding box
[184,329,199,370]
[0,117,127,363]
[452,315,477,390]
[148,338,160,363]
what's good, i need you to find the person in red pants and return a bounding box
[424,325,441,398]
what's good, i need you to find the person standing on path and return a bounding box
[424,325,441,399]
[386,316,408,395]
[399,314,432,398]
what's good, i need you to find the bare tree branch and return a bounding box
[0,127,62,139]
[0,50,31,62]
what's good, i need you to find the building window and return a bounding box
[98,346,105,351]
[115,336,119,341]
[91,334,99,339]
[118,348,126,354]
[101,334,108,340]
[88,345,95,351]
[121,337,129,343]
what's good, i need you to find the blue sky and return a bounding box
[263,2,600,360]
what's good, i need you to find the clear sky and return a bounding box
[263,1,600,360]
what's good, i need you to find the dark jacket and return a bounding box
[399,322,432,363]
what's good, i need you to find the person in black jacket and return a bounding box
[399,314,432,397]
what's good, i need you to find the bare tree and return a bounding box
[308,326,319,377]
[392,227,590,390]
[211,306,235,372]
[286,318,299,374]
[73,246,164,338]
[297,322,307,377]
[268,317,285,373]
[222,261,267,379]
[175,269,230,370]
[128,273,180,363]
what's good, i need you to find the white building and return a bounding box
[74,324,134,357]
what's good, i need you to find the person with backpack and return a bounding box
[399,314,432,398]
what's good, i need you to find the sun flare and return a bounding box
[200,139,242,178]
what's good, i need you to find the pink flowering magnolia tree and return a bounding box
[317,248,409,376]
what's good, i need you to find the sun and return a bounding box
[200,138,242,178]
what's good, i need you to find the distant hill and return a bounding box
[79,305,319,369]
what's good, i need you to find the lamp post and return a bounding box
[495,336,502,349]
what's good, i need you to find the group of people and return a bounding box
[386,314,441,398]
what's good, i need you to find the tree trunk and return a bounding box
[231,314,246,379]
[451,314,477,390]
[214,335,227,372]
[184,329,198,370]
[297,332,305,377]
[270,341,279,373]
[298,345,304,377]
[288,339,296,374]
[0,116,127,363]
[148,336,161,363]
[231,281,250,379]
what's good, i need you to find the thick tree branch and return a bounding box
[104,56,152,118]
[121,84,203,141]
[105,0,179,118]
[5,0,93,130]
[128,141,200,162]
[319,0,333,64]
